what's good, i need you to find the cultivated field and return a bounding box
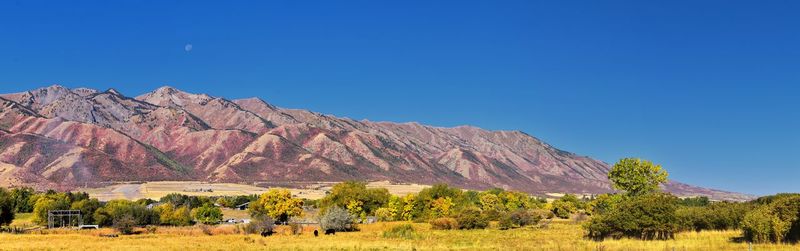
[77,181,428,201]
[2,220,798,250]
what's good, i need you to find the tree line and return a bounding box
[1,157,798,243]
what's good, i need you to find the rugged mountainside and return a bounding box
[0,85,750,200]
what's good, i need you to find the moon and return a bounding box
[184,44,193,52]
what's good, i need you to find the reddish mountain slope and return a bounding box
[0,85,751,200]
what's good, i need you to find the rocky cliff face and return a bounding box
[0,85,750,200]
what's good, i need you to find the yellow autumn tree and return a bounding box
[250,189,303,222]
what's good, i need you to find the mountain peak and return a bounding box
[105,88,123,96]
[153,86,181,95]
[72,87,99,97]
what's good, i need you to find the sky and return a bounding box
[0,1,798,195]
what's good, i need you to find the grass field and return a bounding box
[2,219,798,250]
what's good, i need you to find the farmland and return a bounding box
[1,220,797,250]
[77,181,428,201]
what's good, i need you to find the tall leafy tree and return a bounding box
[608,158,668,196]
[250,189,303,222]
[0,188,14,226]
[192,204,223,225]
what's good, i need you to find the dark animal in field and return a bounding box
[324,229,336,235]
[314,229,319,237]
[260,230,274,237]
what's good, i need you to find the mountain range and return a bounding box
[0,85,750,200]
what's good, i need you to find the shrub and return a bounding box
[551,198,577,219]
[678,202,751,232]
[481,208,503,221]
[319,206,357,232]
[198,224,213,235]
[499,210,541,230]
[584,193,680,240]
[531,209,555,220]
[243,214,274,235]
[382,224,417,239]
[456,207,489,230]
[113,214,136,235]
[145,225,158,234]
[429,217,458,230]
[742,195,800,243]
[375,207,393,222]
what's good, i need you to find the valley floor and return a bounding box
[1,221,798,250]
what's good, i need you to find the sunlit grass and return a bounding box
[1,220,798,250]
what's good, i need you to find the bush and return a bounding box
[551,198,577,219]
[678,202,751,232]
[481,208,503,221]
[113,214,136,235]
[243,214,274,235]
[146,225,158,234]
[319,206,356,232]
[382,224,417,239]
[429,217,458,230]
[499,209,541,230]
[584,193,680,240]
[456,207,489,230]
[198,224,213,235]
[531,209,555,220]
[742,195,800,243]
[375,207,393,222]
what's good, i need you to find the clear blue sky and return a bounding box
[1,1,798,195]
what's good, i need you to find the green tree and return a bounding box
[401,194,417,221]
[193,204,223,225]
[741,194,800,243]
[32,194,70,225]
[93,200,158,227]
[608,158,668,196]
[584,192,680,240]
[9,187,35,213]
[70,198,101,225]
[319,181,390,217]
[587,194,623,216]
[551,199,577,219]
[155,203,192,226]
[430,197,455,218]
[0,188,14,226]
[250,189,303,222]
[478,193,504,212]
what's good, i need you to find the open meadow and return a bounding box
[1,220,798,251]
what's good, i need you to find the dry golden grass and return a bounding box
[3,220,799,250]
